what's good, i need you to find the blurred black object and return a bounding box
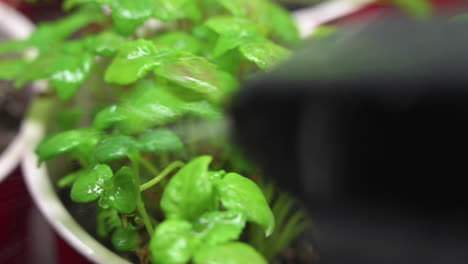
[232,16,468,264]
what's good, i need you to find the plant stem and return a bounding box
[129,153,154,236]
[140,161,184,191]
[120,214,128,229]
[137,201,153,236]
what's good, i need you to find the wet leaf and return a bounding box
[94,135,139,163]
[71,164,113,202]
[150,219,199,264]
[105,39,171,85]
[93,105,127,130]
[65,0,154,35]
[212,34,253,58]
[110,0,155,35]
[137,129,183,154]
[193,211,246,245]
[215,173,275,236]
[207,170,226,181]
[58,169,85,188]
[153,32,203,55]
[183,100,223,120]
[84,31,126,56]
[266,3,300,45]
[239,39,290,70]
[216,0,299,45]
[15,42,94,100]
[102,166,138,214]
[116,81,186,134]
[51,51,94,100]
[153,0,202,22]
[218,0,268,17]
[36,129,100,162]
[205,16,264,37]
[111,227,139,251]
[161,156,215,221]
[193,242,267,264]
[154,53,238,103]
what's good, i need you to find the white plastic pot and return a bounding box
[21,1,375,263]
[0,2,35,182]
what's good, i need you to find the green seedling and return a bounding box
[0,0,310,263]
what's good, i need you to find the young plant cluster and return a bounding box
[0,0,305,263]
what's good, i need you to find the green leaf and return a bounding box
[0,40,28,56]
[15,42,94,100]
[212,49,242,75]
[212,34,253,58]
[215,173,275,236]
[191,24,218,49]
[65,0,154,35]
[207,170,226,181]
[102,166,138,214]
[70,164,113,202]
[58,169,84,188]
[116,81,186,134]
[309,25,339,39]
[183,101,223,120]
[51,51,94,100]
[111,227,139,251]
[97,208,122,238]
[15,49,59,87]
[205,16,264,57]
[216,0,299,45]
[205,16,264,37]
[94,135,139,163]
[93,105,127,130]
[266,3,300,45]
[0,59,28,80]
[153,0,202,23]
[193,211,246,245]
[161,156,215,221]
[393,0,432,19]
[105,39,170,85]
[153,32,203,55]
[239,39,290,70]
[1,6,103,55]
[137,129,183,154]
[193,242,267,264]
[84,31,126,56]
[110,0,155,35]
[29,6,105,51]
[154,53,238,103]
[63,0,106,10]
[35,129,100,162]
[216,0,268,18]
[150,219,199,264]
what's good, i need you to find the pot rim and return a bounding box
[20,1,375,263]
[0,2,35,183]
